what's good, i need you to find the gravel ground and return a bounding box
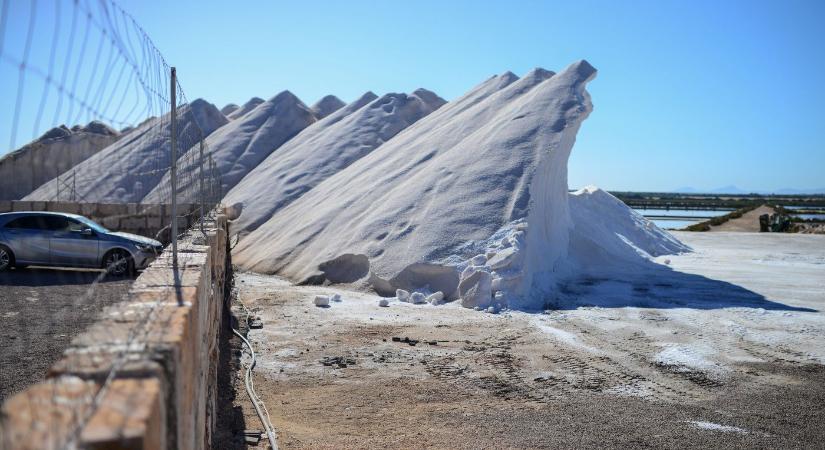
[229,232,825,449]
[0,267,134,401]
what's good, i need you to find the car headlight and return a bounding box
[135,243,155,253]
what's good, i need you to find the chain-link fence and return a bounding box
[0,1,228,446]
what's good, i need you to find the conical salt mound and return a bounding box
[24,99,227,202]
[233,61,599,308]
[143,91,317,204]
[311,95,346,119]
[228,97,265,120]
[0,122,119,200]
[224,89,446,235]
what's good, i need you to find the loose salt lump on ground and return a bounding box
[378,299,389,307]
[410,292,427,304]
[396,289,411,302]
[314,295,330,307]
[331,293,342,302]
[471,254,487,265]
[426,291,444,305]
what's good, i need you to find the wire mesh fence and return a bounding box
[0,1,228,447]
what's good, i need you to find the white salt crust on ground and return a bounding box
[233,232,825,446]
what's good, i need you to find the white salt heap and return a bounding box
[25,99,227,202]
[234,61,612,308]
[224,89,445,235]
[0,121,119,200]
[143,91,317,204]
[310,95,346,119]
[227,97,265,120]
[231,60,691,310]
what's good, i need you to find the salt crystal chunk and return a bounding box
[410,292,427,304]
[314,295,330,306]
[426,291,444,305]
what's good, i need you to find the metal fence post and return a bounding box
[170,67,178,270]
[199,139,205,234]
[209,155,215,207]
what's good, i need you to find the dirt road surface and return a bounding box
[710,205,775,232]
[232,232,825,449]
[0,267,134,401]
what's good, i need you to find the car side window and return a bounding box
[66,219,84,232]
[44,216,70,231]
[4,216,48,230]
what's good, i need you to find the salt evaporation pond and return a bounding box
[632,208,733,230]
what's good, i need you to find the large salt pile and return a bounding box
[311,95,346,119]
[0,121,119,200]
[224,89,446,235]
[220,104,240,116]
[143,91,317,204]
[25,99,227,202]
[233,60,616,309]
[567,186,691,270]
[227,97,265,120]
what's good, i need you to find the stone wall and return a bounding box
[0,213,231,450]
[0,201,200,244]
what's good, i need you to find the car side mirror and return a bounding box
[81,228,94,236]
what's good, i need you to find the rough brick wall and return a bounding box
[0,201,200,244]
[0,214,230,450]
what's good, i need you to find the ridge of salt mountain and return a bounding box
[227,70,518,236]
[24,99,227,202]
[0,121,120,200]
[224,89,445,235]
[232,62,597,308]
[227,97,265,120]
[310,95,346,119]
[220,103,240,116]
[143,91,317,204]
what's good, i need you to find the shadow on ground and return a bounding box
[0,266,135,286]
[550,264,816,312]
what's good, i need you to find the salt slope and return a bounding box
[0,122,119,200]
[224,89,446,235]
[311,95,346,119]
[234,61,598,306]
[143,91,317,204]
[221,91,378,233]
[227,97,265,120]
[24,99,227,202]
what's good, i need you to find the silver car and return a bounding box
[0,211,163,276]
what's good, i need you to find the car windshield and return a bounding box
[74,216,108,233]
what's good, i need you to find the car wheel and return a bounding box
[103,249,134,277]
[0,245,13,272]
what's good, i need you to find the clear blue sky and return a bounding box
[2,0,824,192]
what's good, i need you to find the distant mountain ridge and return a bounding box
[673,185,825,195]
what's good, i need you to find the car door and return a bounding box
[48,216,100,267]
[2,216,51,264]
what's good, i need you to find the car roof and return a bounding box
[0,211,85,224]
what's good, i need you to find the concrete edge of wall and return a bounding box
[0,212,230,450]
